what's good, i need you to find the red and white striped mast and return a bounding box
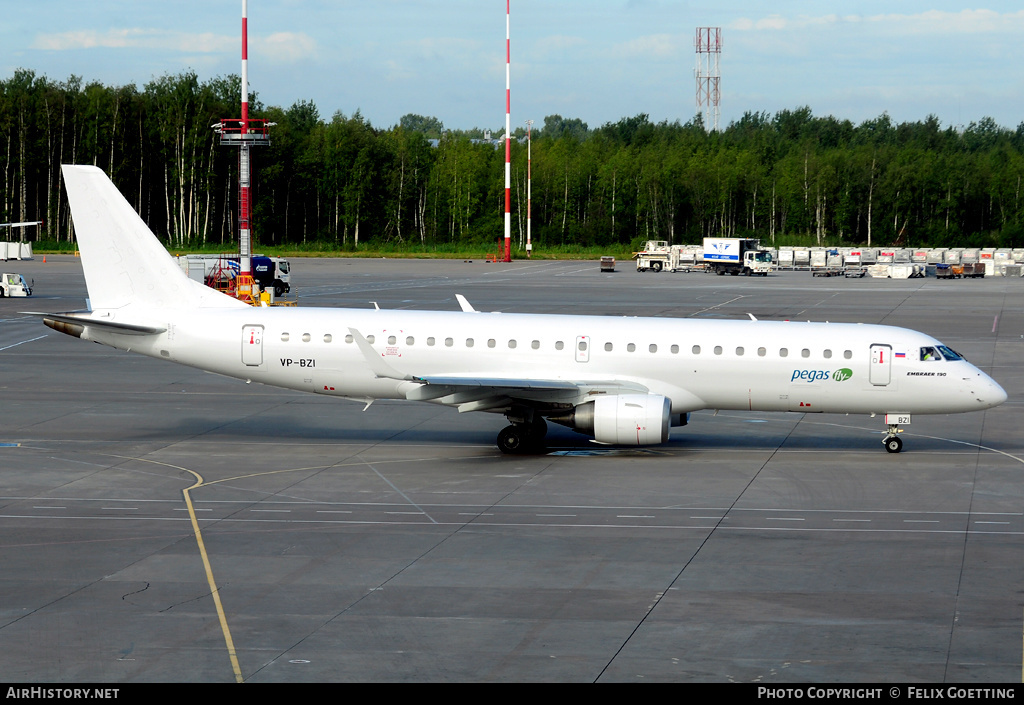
[216,0,270,305]
[239,0,252,289]
[525,119,532,258]
[502,0,512,262]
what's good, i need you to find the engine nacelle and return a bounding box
[555,394,672,445]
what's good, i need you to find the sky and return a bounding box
[5,1,1024,132]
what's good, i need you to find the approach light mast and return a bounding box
[214,0,271,305]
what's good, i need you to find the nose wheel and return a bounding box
[883,435,903,453]
[882,423,904,453]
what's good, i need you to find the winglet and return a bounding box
[455,294,477,312]
[348,327,415,381]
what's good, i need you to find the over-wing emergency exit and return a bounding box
[40,166,1006,454]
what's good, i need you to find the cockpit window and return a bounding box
[920,346,941,361]
[937,345,964,361]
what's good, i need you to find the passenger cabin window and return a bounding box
[324,334,333,343]
[531,340,540,350]
[627,343,636,352]
[801,348,810,358]
[823,349,832,359]
[367,335,375,344]
[670,344,679,354]
[427,337,436,346]
[757,347,766,357]
[714,346,723,355]
[509,340,518,349]
[466,338,474,347]
[281,333,290,342]
[692,345,701,355]
[649,344,657,353]
[780,348,789,357]
[345,334,353,344]
[605,342,613,352]
[555,341,564,350]
[736,347,744,356]
[302,333,311,342]
[445,337,453,347]
[388,335,397,345]
[488,339,496,348]
[406,336,414,345]
[844,350,852,359]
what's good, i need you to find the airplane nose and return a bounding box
[988,377,1008,408]
[975,372,1007,409]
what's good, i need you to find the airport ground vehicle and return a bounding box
[632,241,703,272]
[703,238,774,276]
[178,254,291,296]
[632,241,672,272]
[0,272,32,297]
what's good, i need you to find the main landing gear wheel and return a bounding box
[497,425,527,454]
[496,417,548,455]
[883,435,903,454]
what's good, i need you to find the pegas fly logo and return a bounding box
[791,368,854,383]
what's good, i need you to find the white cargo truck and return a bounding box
[0,272,32,297]
[703,237,773,276]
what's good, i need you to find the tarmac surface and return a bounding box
[1,254,1022,683]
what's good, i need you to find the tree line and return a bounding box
[4,69,1024,252]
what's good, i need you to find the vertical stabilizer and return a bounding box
[61,165,246,311]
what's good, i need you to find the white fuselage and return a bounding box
[81,305,1005,418]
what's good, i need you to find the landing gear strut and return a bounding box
[497,415,548,455]
[882,423,904,453]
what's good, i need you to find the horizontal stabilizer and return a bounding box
[31,311,166,336]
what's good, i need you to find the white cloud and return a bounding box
[31,28,317,63]
[533,34,586,58]
[730,9,1024,35]
[32,29,232,53]
[257,33,318,63]
[612,33,681,60]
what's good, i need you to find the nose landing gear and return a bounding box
[881,415,908,453]
[883,432,903,453]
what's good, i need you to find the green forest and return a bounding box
[4,68,1024,255]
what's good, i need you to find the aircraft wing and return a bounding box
[348,326,649,412]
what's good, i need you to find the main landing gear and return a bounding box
[497,415,548,455]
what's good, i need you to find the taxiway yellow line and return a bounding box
[182,475,243,683]
[111,455,243,683]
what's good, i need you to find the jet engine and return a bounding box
[550,394,674,445]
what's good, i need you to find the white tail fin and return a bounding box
[61,165,246,311]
